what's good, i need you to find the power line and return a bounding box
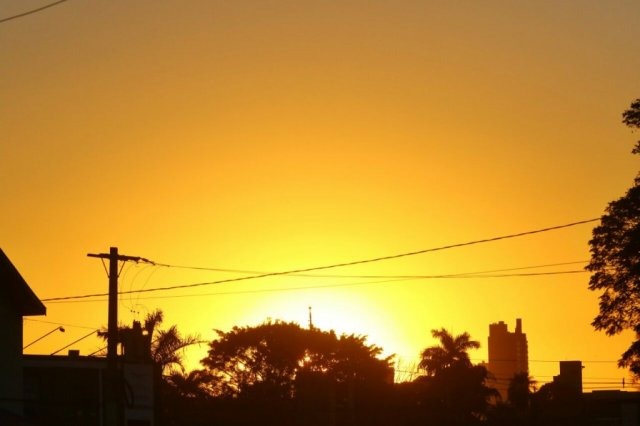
[42,269,587,304]
[41,218,598,302]
[88,345,107,357]
[154,260,589,279]
[24,317,99,330]
[112,260,589,303]
[393,371,633,388]
[472,357,619,364]
[452,270,587,278]
[151,218,596,274]
[44,277,418,303]
[50,329,99,355]
[401,355,622,364]
[436,261,588,278]
[0,0,69,24]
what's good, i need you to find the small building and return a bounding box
[0,248,155,425]
[23,352,155,426]
[584,390,640,426]
[534,361,640,426]
[554,360,583,397]
[0,248,46,419]
[23,353,105,425]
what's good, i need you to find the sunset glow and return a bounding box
[3,0,640,392]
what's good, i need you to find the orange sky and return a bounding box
[2,1,640,390]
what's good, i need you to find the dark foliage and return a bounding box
[623,98,640,154]
[587,98,640,376]
[419,328,480,376]
[416,328,497,425]
[507,372,536,413]
[197,320,394,425]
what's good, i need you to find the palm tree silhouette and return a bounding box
[97,309,200,374]
[508,372,536,412]
[142,309,201,375]
[419,328,480,376]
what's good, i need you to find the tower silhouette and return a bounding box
[487,318,529,400]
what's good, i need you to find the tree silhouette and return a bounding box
[587,98,640,376]
[98,309,200,374]
[135,310,201,374]
[625,98,640,154]
[96,310,202,426]
[201,320,308,399]
[200,320,393,425]
[419,328,480,376]
[483,373,537,426]
[507,372,536,412]
[201,320,392,399]
[166,369,214,399]
[417,328,495,425]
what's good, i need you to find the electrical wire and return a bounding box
[23,317,99,330]
[44,277,417,304]
[132,265,161,316]
[50,329,99,355]
[41,218,598,302]
[153,260,589,279]
[0,0,69,24]
[151,219,597,274]
[42,269,587,304]
[87,345,107,357]
[475,358,620,364]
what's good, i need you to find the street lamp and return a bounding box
[23,326,65,350]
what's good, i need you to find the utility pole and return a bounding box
[88,247,150,426]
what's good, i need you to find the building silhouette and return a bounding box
[0,248,46,421]
[554,360,583,397]
[0,248,155,425]
[487,318,528,400]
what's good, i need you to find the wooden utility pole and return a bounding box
[88,247,150,426]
